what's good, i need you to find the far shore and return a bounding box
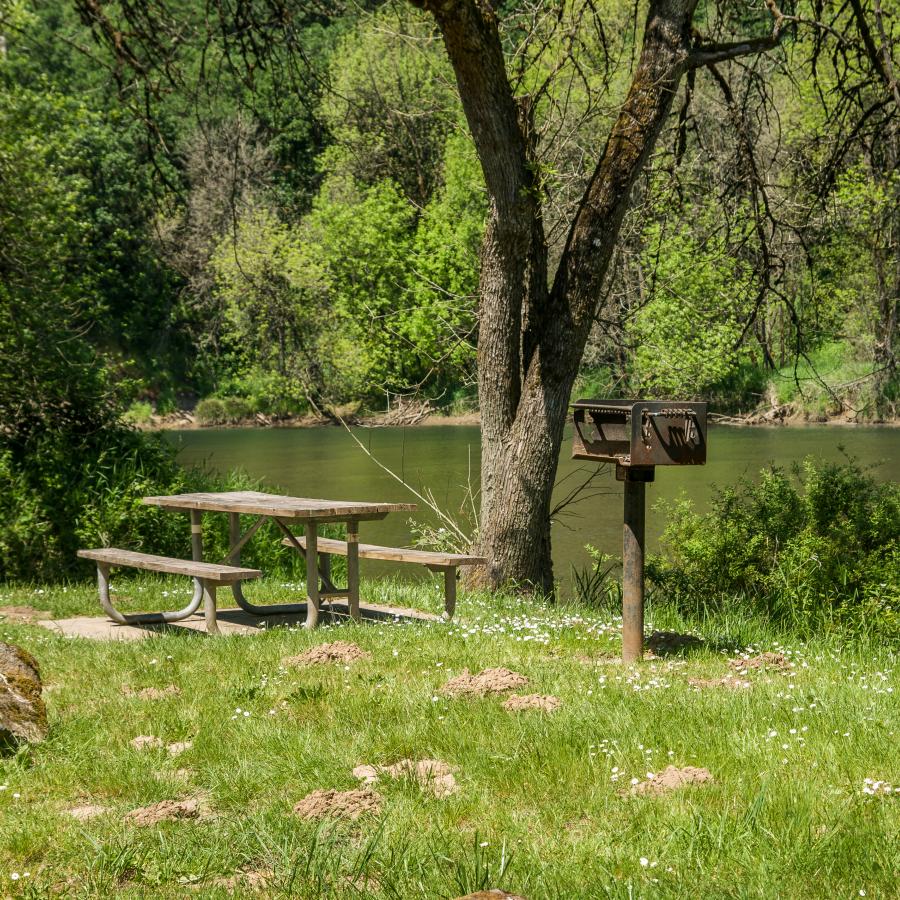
[140,406,898,431]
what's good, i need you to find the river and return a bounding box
[166,424,898,587]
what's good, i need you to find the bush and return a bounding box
[647,457,900,640]
[0,422,302,582]
[195,397,228,425]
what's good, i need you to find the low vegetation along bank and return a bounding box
[1,581,898,898]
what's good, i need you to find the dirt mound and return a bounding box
[646,631,703,656]
[210,870,271,893]
[453,891,528,900]
[353,759,457,797]
[124,798,202,826]
[503,694,561,713]
[440,668,529,698]
[130,735,163,751]
[729,652,790,671]
[122,684,181,700]
[631,765,713,796]
[283,641,370,667]
[167,740,193,757]
[688,676,752,690]
[67,804,110,821]
[293,788,382,820]
[0,606,51,623]
[130,735,191,756]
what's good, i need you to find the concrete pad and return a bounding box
[36,602,440,641]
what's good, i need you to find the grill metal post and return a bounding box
[622,473,646,663]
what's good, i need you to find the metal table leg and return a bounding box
[96,562,203,625]
[305,522,320,628]
[346,520,360,622]
[229,513,308,617]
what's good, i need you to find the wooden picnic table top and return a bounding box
[141,490,416,520]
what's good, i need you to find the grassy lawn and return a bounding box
[0,578,897,898]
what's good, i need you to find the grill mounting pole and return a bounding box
[621,466,651,663]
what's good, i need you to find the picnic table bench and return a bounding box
[79,491,416,633]
[76,548,261,635]
[282,535,485,620]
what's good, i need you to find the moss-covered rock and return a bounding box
[0,641,48,747]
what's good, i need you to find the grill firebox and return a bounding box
[572,399,707,471]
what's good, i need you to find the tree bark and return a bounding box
[415,0,700,592]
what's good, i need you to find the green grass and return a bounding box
[1,578,897,898]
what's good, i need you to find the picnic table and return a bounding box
[80,491,415,633]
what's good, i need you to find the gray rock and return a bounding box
[0,641,48,748]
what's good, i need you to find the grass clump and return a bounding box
[0,579,897,898]
[648,456,900,641]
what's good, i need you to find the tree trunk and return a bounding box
[414,0,700,592]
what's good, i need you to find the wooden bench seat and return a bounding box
[77,549,262,582]
[282,536,485,620]
[78,548,262,633]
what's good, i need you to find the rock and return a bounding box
[0,641,48,747]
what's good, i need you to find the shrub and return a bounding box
[647,457,900,640]
[0,422,302,582]
[195,397,228,425]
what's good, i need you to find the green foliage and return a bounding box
[211,205,333,407]
[772,341,875,416]
[629,218,754,398]
[319,5,457,207]
[303,131,483,400]
[571,545,623,611]
[648,457,900,640]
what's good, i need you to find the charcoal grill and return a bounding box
[572,399,708,662]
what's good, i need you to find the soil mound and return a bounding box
[124,798,202,826]
[729,652,789,671]
[67,804,110,821]
[453,891,528,900]
[167,740,193,757]
[688,676,751,690]
[503,694,561,712]
[441,668,528,698]
[293,788,382,820]
[631,765,713,796]
[130,735,164,751]
[210,870,271,893]
[353,758,457,797]
[0,606,51,624]
[283,641,370,667]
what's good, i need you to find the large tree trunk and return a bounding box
[416,0,699,592]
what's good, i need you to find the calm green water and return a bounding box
[166,424,898,584]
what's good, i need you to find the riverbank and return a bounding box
[141,403,897,430]
[143,409,482,430]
